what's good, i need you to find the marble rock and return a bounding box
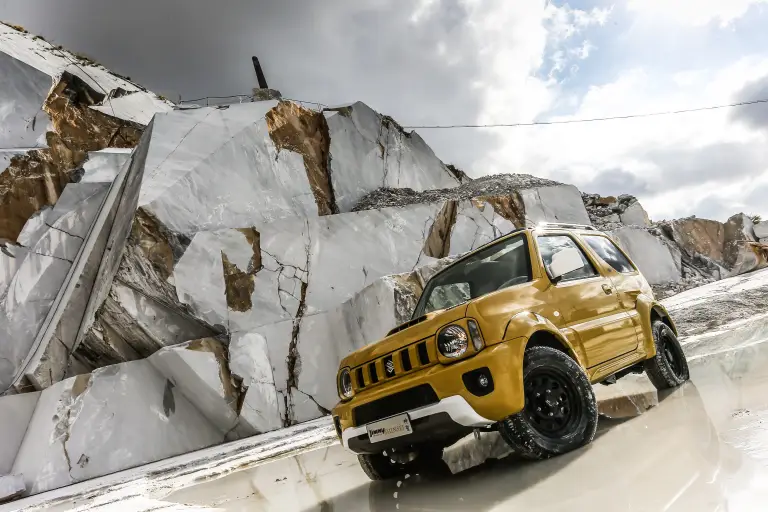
[236,256,455,426]
[723,213,766,276]
[0,392,40,475]
[149,338,250,437]
[0,50,49,149]
[594,374,659,418]
[0,474,25,503]
[79,150,132,184]
[619,201,652,227]
[182,200,512,337]
[610,227,681,284]
[518,185,591,226]
[754,222,768,240]
[0,251,71,391]
[229,331,283,433]
[11,360,223,495]
[324,102,461,212]
[0,23,171,127]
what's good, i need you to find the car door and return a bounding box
[536,234,639,367]
[581,233,650,340]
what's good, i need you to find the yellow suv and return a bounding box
[332,223,689,480]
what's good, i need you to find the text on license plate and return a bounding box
[366,413,412,443]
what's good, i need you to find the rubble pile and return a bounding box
[2,22,768,501]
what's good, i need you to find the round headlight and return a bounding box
[437,325,469,358]
[338,368,353,400]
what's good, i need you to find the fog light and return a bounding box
[478,374,489,388]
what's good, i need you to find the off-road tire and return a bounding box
[499,346,598,460]
[644,320,689,390]
[357,445,444,481]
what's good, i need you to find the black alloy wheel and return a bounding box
[645,320,690,390]
[524,368,582,438]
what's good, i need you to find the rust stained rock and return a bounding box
[70,373,92,398]
[423,200,458,258]
[480,193,527,228]
[221,228,262,313]
[131,208,176,281]
[668,218,725,263]
[0,72,143,242]
[266,101,339,216]
[185,338,240,410]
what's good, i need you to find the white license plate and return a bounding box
[366,413,413,443]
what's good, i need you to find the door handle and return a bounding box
[602,284,613,295]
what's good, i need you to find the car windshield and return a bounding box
[412,234,531,318]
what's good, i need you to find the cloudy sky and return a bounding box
[2,0,768,222]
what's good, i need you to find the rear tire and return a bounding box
[499,346,598,460]
[644,320,689,390]
[358,445,444,481]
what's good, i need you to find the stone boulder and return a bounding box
[723,213,766,275]
[11,360,223,495]
[582,193,650,229]
[148,338,253,439]
[610,227,681,284]
[754,222,768,241]
[0,392,39,475]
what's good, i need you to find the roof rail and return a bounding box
[535,222,598,231]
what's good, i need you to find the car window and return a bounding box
[583,235,636,274]
[537,235,598,282]
[413,234,531,317]
[423,283,471,314]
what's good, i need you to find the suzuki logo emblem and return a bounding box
[385,360,395,375]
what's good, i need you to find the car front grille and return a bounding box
[352,384,439,426]
[353,339,435,391]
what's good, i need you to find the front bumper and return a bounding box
[334,341,526,454]
[342,395,493,452]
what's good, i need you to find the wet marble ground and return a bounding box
[157,340,768,512]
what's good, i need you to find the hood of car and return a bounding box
[339,304,469,370]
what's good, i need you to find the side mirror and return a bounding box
[548,247,584,283]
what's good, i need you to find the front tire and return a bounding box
[499,346,598,460]
[644,320,689,390]
[358,445,444,481]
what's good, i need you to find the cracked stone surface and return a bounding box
[0,391,40,474]
[324,101,461,212]
[0,474,25,503]
[0,50,49,150]
[229,331,282,433]
[0,71,143,243]
[149,338,250,438]
[11,360,222,495]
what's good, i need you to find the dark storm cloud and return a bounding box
[731,73,768,130]
[0,0,499,170]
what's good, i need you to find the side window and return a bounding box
[537,235,598,282]
[583,235,636,274]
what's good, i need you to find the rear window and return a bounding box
[583,235,636,274]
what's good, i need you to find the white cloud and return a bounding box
[569,40,595,60]
[477,56,768,221]
[627,0,768,27]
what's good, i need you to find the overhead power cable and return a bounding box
[402,98,768,129]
